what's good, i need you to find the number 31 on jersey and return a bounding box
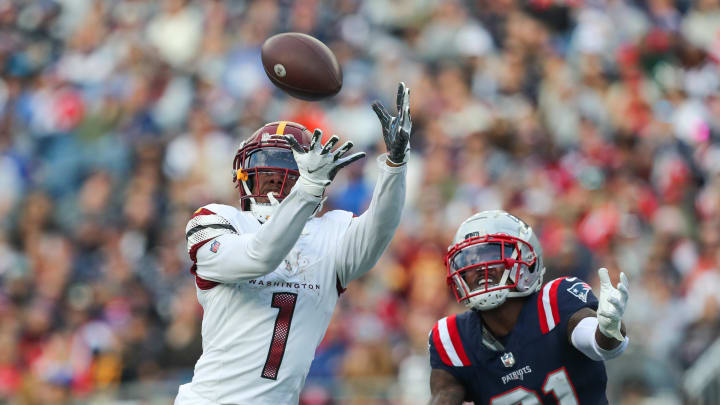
[491,368,578,405]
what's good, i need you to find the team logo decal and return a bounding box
[210,240,221,253]
[567,282,591,303]
[501,352,515,368]
[464,231,480,240]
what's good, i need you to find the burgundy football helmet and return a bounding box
[232,121,312,222]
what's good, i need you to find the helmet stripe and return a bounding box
[275,121,287,135]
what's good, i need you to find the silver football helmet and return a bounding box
[445,210,545,311]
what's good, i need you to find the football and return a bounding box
[261,32,343,101]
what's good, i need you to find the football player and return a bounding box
[174,83,412,405]
[428,211,630,404]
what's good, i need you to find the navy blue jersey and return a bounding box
[429,277,606,405]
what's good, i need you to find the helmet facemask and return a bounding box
[234,146,301,223]
[233,122,326,223]
[446,235,539,311]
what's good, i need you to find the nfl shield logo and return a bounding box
[501,352,515,368]
[210,240,221,253]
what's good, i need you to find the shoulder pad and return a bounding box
[201,203,241,221]
[562,277,593,304]
[186,205,237,253]
[430,314,471,367]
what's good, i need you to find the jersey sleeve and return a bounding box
[334,155,407,287]
[428,315,472,373]
[186,187,323,286]
[186,206,237,288]
[537,277,599,335]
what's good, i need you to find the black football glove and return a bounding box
[372,82,412,165]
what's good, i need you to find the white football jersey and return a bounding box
[176,156,407,405]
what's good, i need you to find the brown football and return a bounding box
[261,32,342,101]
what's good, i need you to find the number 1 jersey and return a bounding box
[181,204,353,404]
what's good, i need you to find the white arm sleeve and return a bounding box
[335,154,407,287]
[193,188,322,283]
[571,316,629,361]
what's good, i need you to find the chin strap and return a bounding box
[268,192,280,206]
[498,268,511,288]
[250,192,280,223]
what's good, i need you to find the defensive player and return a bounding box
[175,83,412,404]
[428,210,630,404]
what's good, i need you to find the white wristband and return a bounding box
[571,317,629,361]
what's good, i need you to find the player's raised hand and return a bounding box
[372,82,412,165]
[285,129,365,197]
[597,268,629,341]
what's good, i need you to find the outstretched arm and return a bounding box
[335,83,412,286]
[429,369,466,405]
[567,268,630,360]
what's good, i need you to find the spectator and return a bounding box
[0,0,716,402]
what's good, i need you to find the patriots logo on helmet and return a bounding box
[567,281,591,303]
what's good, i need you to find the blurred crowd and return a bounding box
[1,0,719,403]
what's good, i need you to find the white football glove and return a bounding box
[285,129,365,197]
[597,268,629,342]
